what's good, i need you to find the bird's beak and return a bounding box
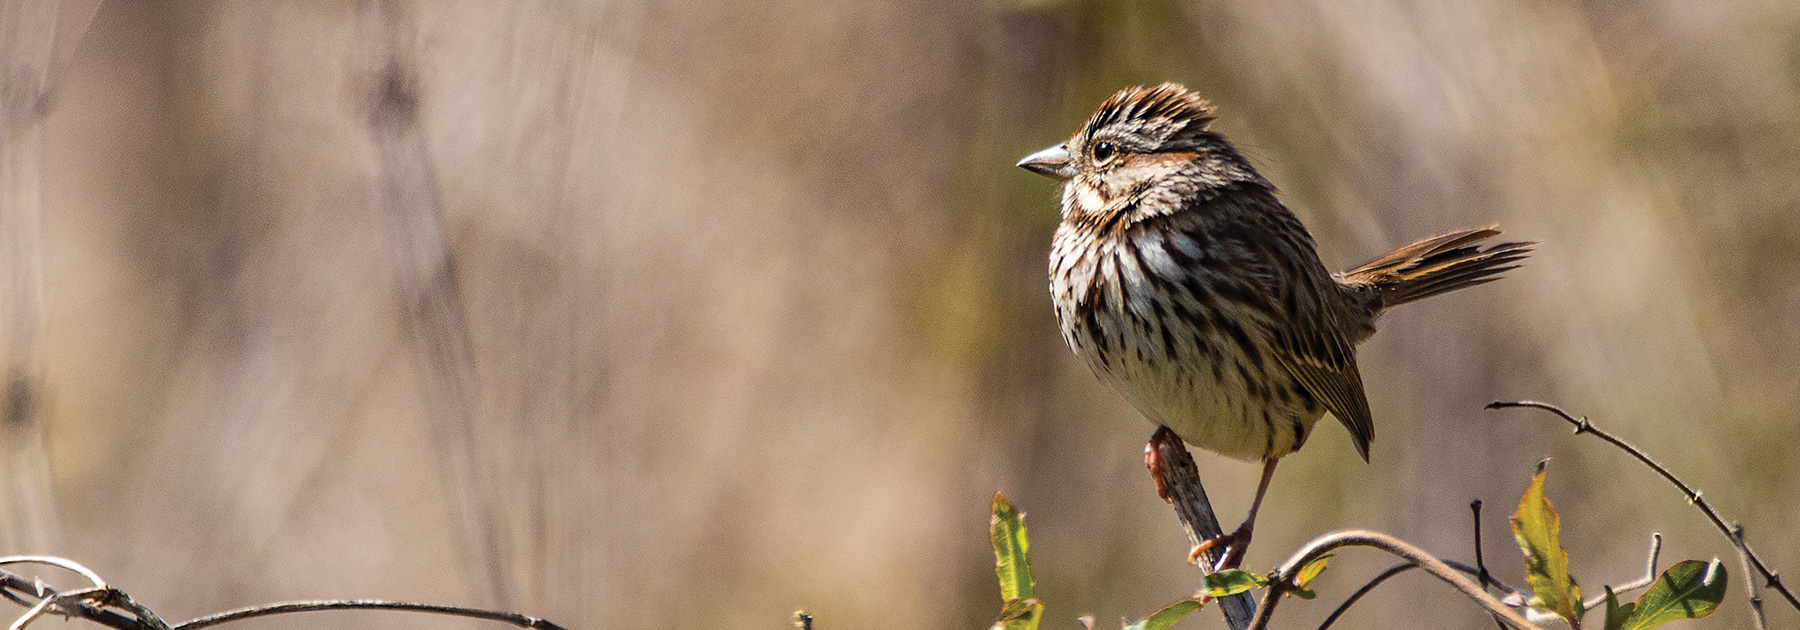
[1017,144,1076,181]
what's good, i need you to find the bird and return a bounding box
[1016,83,1531,570]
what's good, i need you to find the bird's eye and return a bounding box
[1092,141,1117,164]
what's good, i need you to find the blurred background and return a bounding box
[3,0,1798,628]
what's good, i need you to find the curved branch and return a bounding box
[1246,530,1540,630]
[172,600,568,630]
[0,556,107,589]
[1488,400,1800,612]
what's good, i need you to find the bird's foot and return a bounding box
[1144,427,1182,503]
[1144,435,1173,500]
[1188,522,1253,571]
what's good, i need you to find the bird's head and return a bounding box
[1018,83,1266,219]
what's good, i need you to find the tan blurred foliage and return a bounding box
[3,0,1799,628]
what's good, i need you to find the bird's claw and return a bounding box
[1145,439,1174,503]
[1189,524,1253,571]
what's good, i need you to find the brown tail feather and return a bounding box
[1340,226,1534,311]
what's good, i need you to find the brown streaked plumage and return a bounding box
[1018,83,1531,569]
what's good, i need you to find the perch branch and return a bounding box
[1487,400,1799,612]
[1147,427,1256,629]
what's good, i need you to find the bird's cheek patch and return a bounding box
[1105,152,1199,196]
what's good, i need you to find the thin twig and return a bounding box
[1324,554,1533,626]
[1735,525,1768,630]
[1471,500,1507,630]
[1318,558,1537,630]
[85,588,168,630]
[7,591,59,630]
[1305,531,1675,630]
[1580,533,1661,611]
[0,578,146,630]
[1316,563,1415,630]
[0,557,105,589]
[3,561,568,630]
[0,577,162,630]
[1444,559,1522,595]
[1470,501,1493,592]
[172,600,568,630]
[1487,400,1800,612]
[1246,529,1540,630]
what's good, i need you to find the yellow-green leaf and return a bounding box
[1512,460,1582,624]
[1121,598,1202,630]
[992,598,1044,630]
[1295,554,1333,590]
[1286,554,1333,599]
[992,493,1035,602]
[1616,560,1726,629]
[1203,569,1268,598]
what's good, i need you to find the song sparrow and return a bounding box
[1018,83,1530,569]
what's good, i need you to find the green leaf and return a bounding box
[1512,460,1583,624]
[1121,598,1202,630]
[991,493,1035,602]
[992,598,1044,630]
[1616,560,1727,629]
[1203,569,1269,598]
[1604,585,1635,630]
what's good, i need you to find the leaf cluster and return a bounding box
[987,459,1729,629]
[1513,462,1725,629]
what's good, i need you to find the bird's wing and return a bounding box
[1274,321,1373,462]
[1186,192,1377,461]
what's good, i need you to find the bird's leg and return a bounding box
[1188,458,1279,571]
